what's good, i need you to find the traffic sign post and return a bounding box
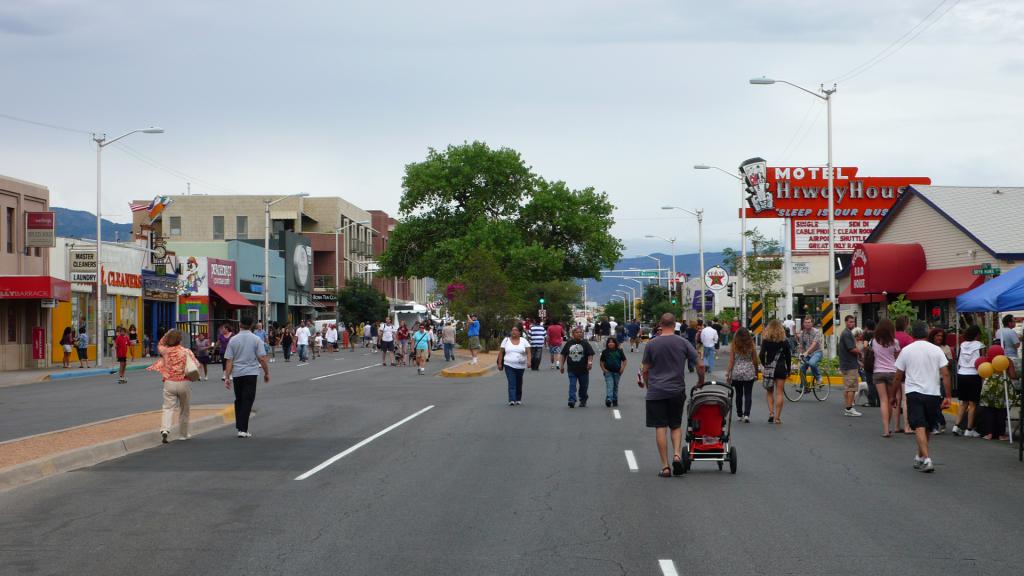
[972,264,1001,276]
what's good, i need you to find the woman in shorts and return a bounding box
[195,332,212,380]
[872,319,902,437]
[758,319,791,424]
[60,326,74,368]
[954,325,985,437]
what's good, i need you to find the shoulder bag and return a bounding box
[184,350,201,382]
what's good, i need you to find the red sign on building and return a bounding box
[33,327,46,360]
[25,211,56,248]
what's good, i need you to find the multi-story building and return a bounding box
[0,175,69,371]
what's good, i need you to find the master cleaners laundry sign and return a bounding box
[739,158,930,220]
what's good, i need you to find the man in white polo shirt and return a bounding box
[894,320,952,473]
[295,321,311,362]
[700,321,720,373]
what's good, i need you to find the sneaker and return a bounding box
[179,435,191,441]
[931,427,942,435]
[612,400,618,407]
[743,416,750,423]
[568,402,576,408]
[161,430,169,444]
[768,416,774,423]
[913,456,924,470]
[952,425,963,436]
[515,401,522,406]
[237,431,252,438]
[579,401,587,408]
[964,429,981,438]
[509,401,515,406]
[843,408,863,417]
[918,458,935,473]
[556,361,560,369]
[605,399,612,408]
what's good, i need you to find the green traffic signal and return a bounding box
[539,298,545,304]
[671,299,677,305]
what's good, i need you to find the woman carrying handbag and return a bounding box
[147,329,201,444]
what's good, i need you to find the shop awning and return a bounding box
[0,276,72,301]
[957,265,1024,312]
[906,266,983,301]
[851,243,926,294]
[210,284,256,307]
[838,285,875,305]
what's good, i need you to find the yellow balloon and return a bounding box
[978,362,994,379]
[991,355,1010,373]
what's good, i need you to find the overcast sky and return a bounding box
[1,0,1021,256]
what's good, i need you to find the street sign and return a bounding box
[639,271,659,277]
[704,266,730,291]
[41,298,57,308]
[972,265,1001,276]
[538,308,547,319]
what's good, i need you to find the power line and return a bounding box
[0,111,92,135]
[830,0,961,84]
[112,142,235,194]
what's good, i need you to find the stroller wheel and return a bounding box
[680,447,690,473]
[728,446,738,474]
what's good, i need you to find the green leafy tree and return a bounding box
[447,249,523,351]
[380,141,622,287]
[336,278,390,325]
[722,227,783,316]
[603,299,626,323]
[518,280,582,323]
[640,284,683,323]
[887,294,917,320]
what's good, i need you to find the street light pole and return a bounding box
[751,76,837,356]
[615,290,632,322]
[645,255,663,287]
[694,164,746,325]
[92,127,163,367]
[645,234,676,300]
[618,284,637,321]
[659,207,705,318]
[264,193,309,327]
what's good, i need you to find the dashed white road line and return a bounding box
[296,363,308,367]
[295,405,435,480]
[624,450,638,472]
[310,363,382,381]
[613,409,621,420]
[659,559,679,576]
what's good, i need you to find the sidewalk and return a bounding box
[0,358,158,388]
[0,404,234,491]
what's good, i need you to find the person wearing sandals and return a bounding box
[758,319,791,424]
[147,329,200,443]
[600,337,627,407]
[872,319,902,437]
[640,313,703,478]
[496,326,530,405]
[726,328,759,422]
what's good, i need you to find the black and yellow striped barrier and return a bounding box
[750,301,764,335]
[821,300,834,336]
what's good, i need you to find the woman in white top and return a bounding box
[497,326,531,406]
[954,325,985,437]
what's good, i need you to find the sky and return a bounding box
[1,0,1022,257]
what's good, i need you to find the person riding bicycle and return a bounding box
[797,317,824,388]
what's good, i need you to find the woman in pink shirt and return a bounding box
[871,319,903,437]
[147,330,200,444]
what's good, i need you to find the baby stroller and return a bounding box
[680,382,737,474]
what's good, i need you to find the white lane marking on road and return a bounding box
[296,363,308,367]
[295,405,435,480]
[659,560,679,576]
[613,409,621,420]
[310,363,381,381]
[624,450,638,472]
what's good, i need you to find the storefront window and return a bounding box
[70,292,96,344]
[120,296,139,331]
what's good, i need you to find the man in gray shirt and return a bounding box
[839,315,863,417]
[225,316,270,438]
[641,313,704,477]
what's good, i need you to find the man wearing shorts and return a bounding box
[641,313,703,477]
[115,327,131,384]
[466,314,481,365]
[412,324,432,374]
[380,318,396,366]
[894,321,952,473]
[839,315,863,417]
[546,320,565,369]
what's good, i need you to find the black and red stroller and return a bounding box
[680,382,737,474]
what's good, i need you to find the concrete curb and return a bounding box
[440,362,496,378]
[45,362,156,382]
[0,406,236,492]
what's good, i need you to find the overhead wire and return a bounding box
[0,111,92,135]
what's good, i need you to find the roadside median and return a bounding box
[0,404,236,492]
[441,352,497,378]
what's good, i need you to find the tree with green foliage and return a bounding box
[722,227,783,316]
[640,284,683,323]
[335,278,390,325]
[887,294,918,320]
[446,248,523,352]
[603,299,626,323]
[380,142,623,298]
[517,280,582,323]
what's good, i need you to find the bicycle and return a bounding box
[785,354,832,402]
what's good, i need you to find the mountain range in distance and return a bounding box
[582,251,733,305]
[51,207,134,242]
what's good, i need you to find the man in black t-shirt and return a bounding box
[561,327,595,408]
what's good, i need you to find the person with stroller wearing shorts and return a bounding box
[640,313,703,477]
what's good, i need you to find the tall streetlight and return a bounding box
[645,234,677,298]
[751,76,837,356]
[645,255,663,286]
[660,207,706,318]
[92,127,163,367]
[611,294,628,322]
[334,220,370,295]
[694,164,747,325]
[615,290,632,322]
[264,193,309,326]
[618,284,637,321]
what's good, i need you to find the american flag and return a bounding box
[426,299,446,311]
[129,201,150,212]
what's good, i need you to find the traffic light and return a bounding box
[538,290,545,305]
[671,298,677,305]
[727,283,734,298]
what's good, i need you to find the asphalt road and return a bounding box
[2,345,1023,575]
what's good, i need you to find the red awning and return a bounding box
[210,284,256,307]
[851,243,927,294]
[0,276,71,301]
[839,285,875,305]
[906,266,984,301]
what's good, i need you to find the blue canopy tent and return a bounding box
[955,265,1024,312]
[955,265,1024,460]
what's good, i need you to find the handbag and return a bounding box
[762,348,781,390]
[184,351,201,382]
[863,339,876,374]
